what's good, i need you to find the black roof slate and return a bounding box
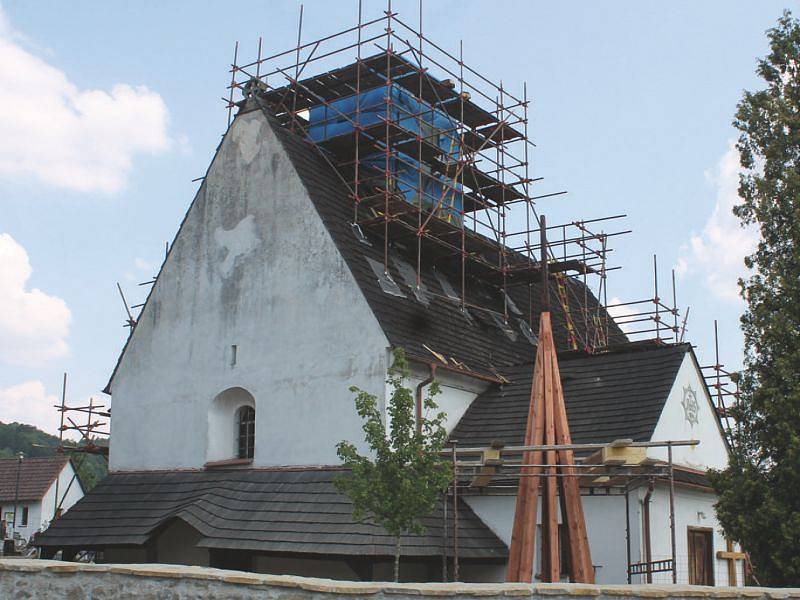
[449,342,691,448]
[673,468,712,489]
[261,107,626,377]
[35,468,506,559]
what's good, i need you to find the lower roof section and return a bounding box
[35,467,507,560]
[450,342,691,448]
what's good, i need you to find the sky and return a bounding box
[0,1,787,437]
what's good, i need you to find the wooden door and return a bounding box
[688,528,714,585]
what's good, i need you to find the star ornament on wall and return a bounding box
[682,385,700,427]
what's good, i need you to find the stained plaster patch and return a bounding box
[214,214,261,278]
[232,117,263,164]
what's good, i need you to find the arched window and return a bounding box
[237,406,255,459]
[208,387,255,463]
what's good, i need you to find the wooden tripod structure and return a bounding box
[506,216,595,584]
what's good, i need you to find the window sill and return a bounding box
[204,457,253,469]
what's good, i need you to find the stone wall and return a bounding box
[2,560,798,600]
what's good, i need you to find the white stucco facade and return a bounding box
[109,110,390,471]
[642,484,744,586]
[404,366,490,435]
[464,483,740,586]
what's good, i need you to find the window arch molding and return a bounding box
[207,387,256,463]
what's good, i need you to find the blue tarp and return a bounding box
[307,85,463,223]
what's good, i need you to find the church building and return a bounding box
[36,13,745,586]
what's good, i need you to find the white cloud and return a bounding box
[0,7,172,193]
[133,257,154,272]
[124,256,158,282]
[606,296,637,333]
[0,380,61,437]
[676,141,759,302]
[0,233,71,365]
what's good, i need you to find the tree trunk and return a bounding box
[394,535,401,582]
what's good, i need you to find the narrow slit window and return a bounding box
[237,406,255,460]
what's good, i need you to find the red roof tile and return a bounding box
[0,456,70,502]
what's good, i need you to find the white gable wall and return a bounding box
[403,365,490,435]
[648,353,728,470]
[110,110,390,471]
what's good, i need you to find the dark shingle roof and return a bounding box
[262,108,625,377]
[673,468,712,489]
[0,456,70,502]
[450,343,690,448]
[35,468,506,559]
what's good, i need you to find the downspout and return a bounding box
[643,478,655,583]
[415,364,437,434]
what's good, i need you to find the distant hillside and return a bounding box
[0,421,107,491]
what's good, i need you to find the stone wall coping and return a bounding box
[2,559,798,599]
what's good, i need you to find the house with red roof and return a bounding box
[0,456,84,545]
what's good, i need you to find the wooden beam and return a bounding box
[717,551,747,560]
[506,312,594,584]
[506,338,545,583]
[541,336,560,582]
[601,445,647,466]
[551,315,594,584]
[718,539,745,586]
[470,449,502,487]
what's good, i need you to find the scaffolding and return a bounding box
[441,438,697,583]
[701,320,740,446]
[55,373,110,459]
[221,2,659,353]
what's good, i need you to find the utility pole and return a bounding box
[11,453,22,541]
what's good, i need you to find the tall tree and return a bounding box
[708,11,800,587]
[335,349,452,582]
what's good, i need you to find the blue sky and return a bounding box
[0,1,787,436]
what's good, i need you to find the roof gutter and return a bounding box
[415,364,437,434]
[643,478,655,583]
[406,354,505,385]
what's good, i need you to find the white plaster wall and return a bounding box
[464,495,516,548]
[648,354,729,470]
[4,501,41,542]
[643,484,743,586]
[467,484,743,587]
[464,493,638,585]
[38,462,84,533]
[403,367,489,435]
[110,110,390,471]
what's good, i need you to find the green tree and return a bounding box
[708,11,800,586]
[335,349,452,582]
[0,421,108,492]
